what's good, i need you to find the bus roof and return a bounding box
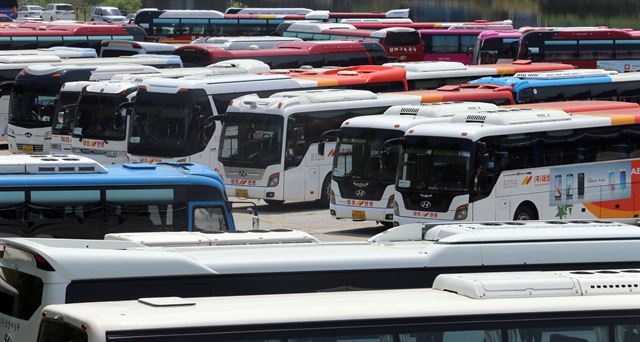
[4,220,640,280]
[282,65,407,88]
[174,40,377,58]
[521,28,640,39]
[385,61,573,80]
[402,84,515,104]
[469,69,622,92]
[1,54,182,71]
[0,46,97,58]
[405,108,621,141]
[476,29,521,40]
[140,73,315,94]
[510,100,640,112]
[227,89,419,116]
[341,102,501,130]
[40,268,640,334]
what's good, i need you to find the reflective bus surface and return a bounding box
[36,269,640,342]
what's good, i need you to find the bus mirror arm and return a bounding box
[317,129,340,156]
[382,137,404,149]
[229,201,260,230]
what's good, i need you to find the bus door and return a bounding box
[0,81,13,139]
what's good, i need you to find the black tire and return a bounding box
[317,174,332,207]
[264,199,284,206]
[513,203,538,221]
[380,221,394,229]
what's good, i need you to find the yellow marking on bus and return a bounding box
[419,94,445,103]
[494,67,515,76]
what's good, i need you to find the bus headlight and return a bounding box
[267,172,279,187]
[386,194,395,208]
[7,128,14,137]
[454,204,468,220]
[393,200,399,216]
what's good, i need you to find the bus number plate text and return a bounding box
[352,210,366,220]
[235,189,249,198]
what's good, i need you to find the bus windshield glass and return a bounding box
[385,31,421,46]
[129,89,211,157]
[398,137,472,193]
[218,112,283,168]
[74,93,127,141]
[9,84,57,128]
[333,127,403,183]
[52,91,81,135]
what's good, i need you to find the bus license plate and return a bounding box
[235,189,248,198]
[352,210,366,220]
[22,145,33,153]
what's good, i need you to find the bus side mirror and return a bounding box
[381,138,404,168]
[476,142,489,169]
[317,129,340,156]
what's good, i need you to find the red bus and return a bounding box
[517,28,640,71]
[273,65,408,92]
[402,83,515,105]
[280,22,423,62]
[348,20,513,30]
[173,41,388,68]
[0,21,145,51]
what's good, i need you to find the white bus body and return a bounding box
[331,102,500,226]
[39,268,640,342]
[0,47,97,58]
[393,107,640,224]
[190,36,303,50]
[126,74,318,165]
[220,89,426,204]
[7,55,183,154]
[2,220,640,341]
[99,40,183,57]
[50,81,93,153]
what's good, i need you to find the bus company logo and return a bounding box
[355,189,366,198]
[412,211,438,218]
[60,136,71,143]
[420,200,432,209]
[534,174,551,186]
[521,175,533,186]
[326,149,335,158]
[82,140,105,148]
[352,181,369,188]
[140,158,162,164]
[390,47,417,53]
[230,178,256,186]
[238,170,248,177]
[346,199,373,207]
[24,132,32,138]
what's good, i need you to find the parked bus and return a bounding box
[392,106,640,224]
[217,87,514,205]
[281,22,424,62]
[472,30,521,64]
[386,60,574,90]
[0,21,146,52]
[0,46,97,58]
[330,100,640,226]
[99,40,181,57]
[135,9,410,42]
[419,28,509,64]
[126,68,409,165]
[37,268,640,342]
[0,154,233,240]
[348,19,513,30]
[225,7,410,20]
[69,65,265,162]
[174,40,388,68]
[7,55,182,154]
[1,219,640,340]
[470,69,640,104]
[516,28,640,71]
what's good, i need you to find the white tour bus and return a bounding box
[68,63,269,162]
[190,36,303,49]
[392,107,640,224]
[218,89,433,204]
[125,73,323,165]
[37,269,640,342]
[7,55,183,154]
[330,102,500,226]
[99,40,183,57]
[0,47,97,59]
[2,220,640,341]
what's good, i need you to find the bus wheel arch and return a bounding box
[513,201,538,221]
[318,173,332,207]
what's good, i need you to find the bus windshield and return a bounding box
[74,93,127,141]
[218,112,283,168]
[474,37,520,64]
[52,92,81,136]
[129,89,212,157]
[333,127,402,183]
[398,137,472,193]
[9,88,56,128]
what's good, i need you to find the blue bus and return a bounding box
[469,69,640,103]
[0,155,234,239]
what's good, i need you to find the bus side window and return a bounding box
[192,207,226,232]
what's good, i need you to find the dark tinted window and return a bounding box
[0,266,43,320]
[384,31,420,46]
[38,320,87,342]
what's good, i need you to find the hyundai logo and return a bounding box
[355,190,366,198]
[238,170,248,177]
[420,201,432,209]
[24,132,32,138]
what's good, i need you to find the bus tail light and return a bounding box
[34,253,55,271]
[454,204,468,220]
[386,195,395,208]
[130,42,142,49]
[267,172,279,187]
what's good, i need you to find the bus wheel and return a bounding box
[317,175,332,207]
[513,203,538,221]
[264,199,284,206]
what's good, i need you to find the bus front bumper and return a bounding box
[331,203,393,223]
[225,184,281,201]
